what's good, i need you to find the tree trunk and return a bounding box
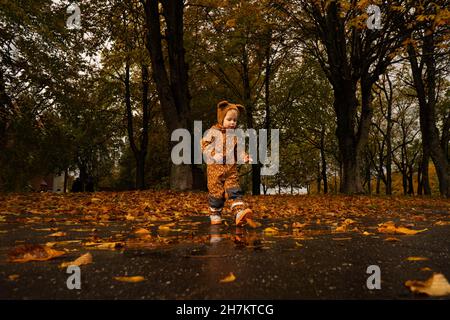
[408,34,449,197]
[316,163,321,194]
[143,0,192,191]
[241,43,260,196]
[334,88,364,194]
[420,152,431,195]
[63,168,68,193]
[320,128,328,194]
[79,163,87,192]
[407,164,414,195]
[376,173,381,195]
[417,161,423,195]
[386,86,393,195]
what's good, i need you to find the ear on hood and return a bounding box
[235,104,245,114]
[217,100,229,109]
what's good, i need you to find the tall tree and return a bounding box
[404,0,450,197]
[141,0,193,191]
[274,0,413,194]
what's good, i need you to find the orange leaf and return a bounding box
[60,253,93,268]
[47,232,67,237]
[134,228,150,235]
[405,273,450,296]
[377,221,427,235]
[114,276,145,283]
[8,244,65,263]
[406,257,429,261]
[219,272,236,283]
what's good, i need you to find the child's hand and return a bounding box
[244,154,252,163]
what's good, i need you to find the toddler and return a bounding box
[200,100,253,226]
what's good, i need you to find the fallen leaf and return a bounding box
[405,273,450,296]
[8,244,65,263]
[219,272,236,283]
[334,225,347,232]
[84,242,124,250]
[292,222,307,228]
[406,256,429,261]
[384,237,401,242]
[434,220,450,226]
[46,240,82,247]
[263,227,278,235]
[158,223,176,232]
[34,228,59,232]
[114,276,145,283]
[134,228,150,235]
[47,232,67,237]
[377,221,427,235]
[60,253,93,268]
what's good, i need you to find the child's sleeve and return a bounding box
[200,131,215,153]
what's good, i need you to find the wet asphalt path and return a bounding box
[0,213,449,300]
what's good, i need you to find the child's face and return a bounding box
[223,109,238,129]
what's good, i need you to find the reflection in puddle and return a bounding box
[206,225,264,250]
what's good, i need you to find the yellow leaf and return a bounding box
[434,220,450,226]
[405,273,450,297]
[60,253,93,268]
[8,274,19,281]
[384,237,401,242]
[406,257,429,261]
[134,228,150,235]
[335,225,347,232]
[292,222,307,228]
[47,232,67,237]
[377,221,427,235]
[158,223,175,232]
[84,242,124,250]
[263,227,278,235]
[343,218,356,225]
[114,276,145,283]
[219,272,236,283]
